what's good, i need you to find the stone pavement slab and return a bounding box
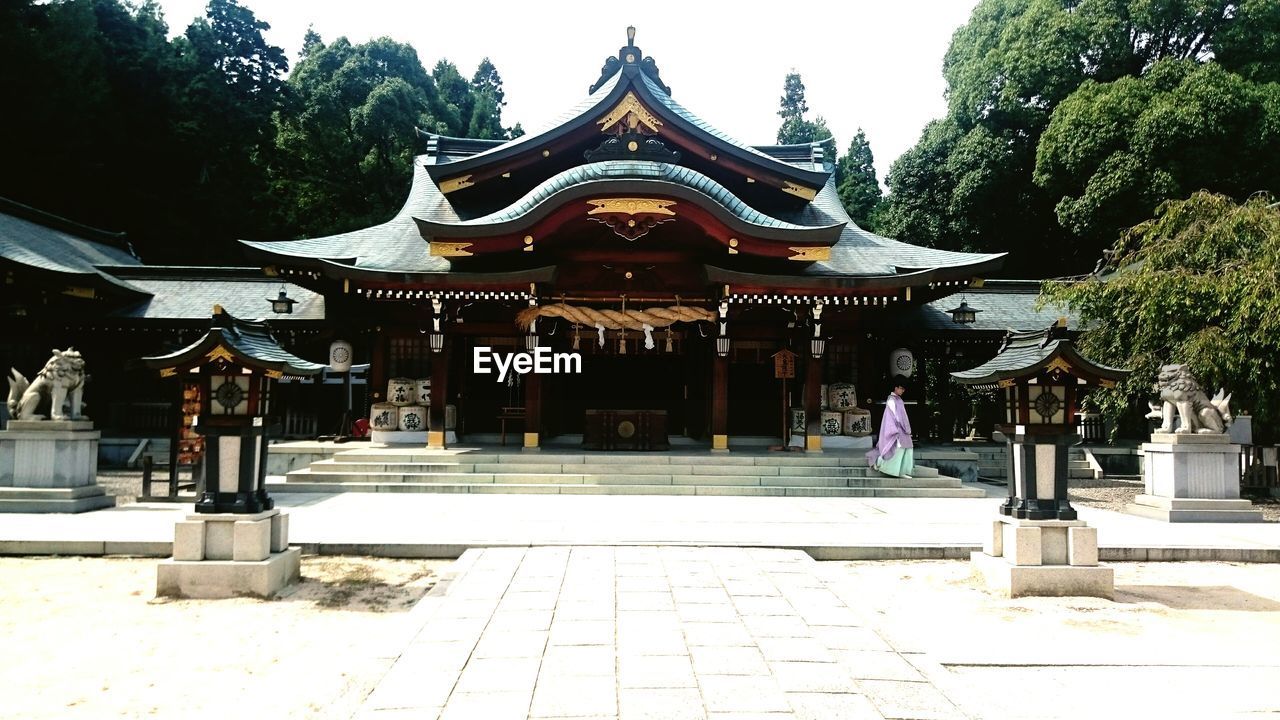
[2,493,1279,561]
[357,546,937,720]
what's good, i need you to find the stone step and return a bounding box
[306,460,894,478]
[265,480,985,498]
[284,469,967,490]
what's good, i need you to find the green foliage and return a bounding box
[1041,192,1280,441]
[270,35,445,236]
[1035,60,1280,256]
[774,71,837,169]
[883,0,1280,275]
[835,130,882,228]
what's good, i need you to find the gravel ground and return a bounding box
[0,555,450,720]
[1068,474,1280,521]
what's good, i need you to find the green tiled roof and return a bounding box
[143,310,326,377]
[952,326,1128,386]
[446,161,838,232]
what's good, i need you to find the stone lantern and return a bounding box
[143,306,325,598]
[952,321,1129,598]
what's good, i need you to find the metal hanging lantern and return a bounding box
[429,332,444,353]
[948,300,981,325]
[268,288,297,315]
[716,336,731,357]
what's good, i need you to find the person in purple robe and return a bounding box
[865,376,914,477]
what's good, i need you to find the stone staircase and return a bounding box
[269,448,985,498]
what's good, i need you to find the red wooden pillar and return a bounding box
[711,353,728,451]
[523,372,542,450]
[804,356,824,452]
[428,342,450,448]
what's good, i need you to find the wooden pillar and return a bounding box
[428,342,450,448]
[523,372,541,450]
[804,356,823,452]
[711,353,728,451]
[369,328,387,405]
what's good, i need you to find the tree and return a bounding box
[774,71,836,166]
[1041,192,1280,441]
[882,0,1280,275]
[1035,60,1280,258]
[271,35,447,236]
[467,58,506,140]
[835,130,882,228]
[431,59,471,136]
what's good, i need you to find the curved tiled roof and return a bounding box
[242,159,459,274]
[430,161,843,236]
[0,197,143,293]
[143,309,326,377]
[952,327,1128,385]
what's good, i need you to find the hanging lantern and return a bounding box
[268,288,296,315]
[524,332,539,351]
[328,339,353,372]
[948,300,982,324]
[716,336,731,357]
[810,337,827,359]
[429,332,444,353]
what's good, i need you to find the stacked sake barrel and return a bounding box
[372,377,430,432]
[794,382,871,438]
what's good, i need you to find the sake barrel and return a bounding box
[369,403,399,431]
[820,411,844,436]
[842,408,872,436]
[415,378,431,405]
[820,384,829,410]
[445,404,458,430]
[398,405,427,432]
[789,408,806,434]
[387,377,415,406]
[828,383,858,411]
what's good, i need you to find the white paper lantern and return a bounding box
[328,340,353,372]
[889,348,915,377]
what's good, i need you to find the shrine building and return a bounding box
[240,28,1006,452]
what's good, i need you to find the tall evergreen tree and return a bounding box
[774,71,836,168]
[836,130,883,228]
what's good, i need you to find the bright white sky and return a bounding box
[153,0,979,176]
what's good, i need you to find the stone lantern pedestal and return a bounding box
[1128,433,1262,522]
[0,420,113,513]
[971,516,1112,599]
[157,508,300,598]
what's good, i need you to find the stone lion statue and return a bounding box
[1150,364,1231,434]
[6,349,87,422]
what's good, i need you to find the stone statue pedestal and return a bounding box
[157,509,300,598]
[0,420,113,513]
[971,516,1113,599]
[1127,433,1262,522]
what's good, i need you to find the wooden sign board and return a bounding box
[772,349,797,379]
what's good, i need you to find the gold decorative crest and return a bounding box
[439,174,474,194]
[787,246,831,261]
[597,92,663,135]
[586,198,677,216]
[781,181,818,200]
[430,242,474,257]
[1045,357,1074,375]
[205,346,236,364]
[159,367,177,378]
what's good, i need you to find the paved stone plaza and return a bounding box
[361,545,949,720]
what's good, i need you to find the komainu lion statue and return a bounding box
[1149,364,1232,434]
[6,349,88,422]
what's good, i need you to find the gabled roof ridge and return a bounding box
[0,195,135,257]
